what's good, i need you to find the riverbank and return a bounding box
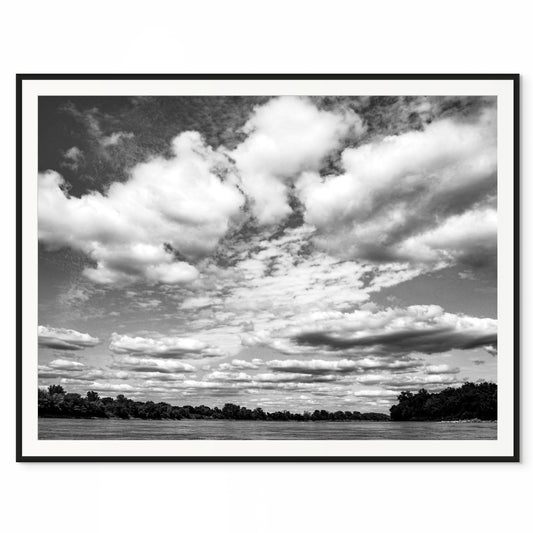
[439,419,497,424]
[38,414,497,423]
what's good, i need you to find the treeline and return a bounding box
[389,382,497,421]
[38,385,390,422]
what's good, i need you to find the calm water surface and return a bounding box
[39,418,496,440]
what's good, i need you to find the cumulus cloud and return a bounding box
[360,373,464,391]
[38,366,66,380]
[232,96,363,225]
[48,359,85,371]
[206,370,337,384]
[266,358,422,374]
[295,327,494,354]
[349,390,398,398]
[38,359,93,382]
[218,359,264,370]
[402,207,497,268]
[39,131,244,286]
[169,224,425,357]
[90,382,136,393]
[38,325,100,350]
[109,332,225,359]
[424,364,460,375]
[242,305,496,358]
[297,108,497,266]
[39,367,108,381]
[112,354,195,373]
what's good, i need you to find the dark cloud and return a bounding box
[294,327,497,356]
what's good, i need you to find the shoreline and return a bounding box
[38,416,496,423]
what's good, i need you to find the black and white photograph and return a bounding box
[5,3,532,531]
[17,75,519,460]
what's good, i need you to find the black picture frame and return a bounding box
[16,74,520,462]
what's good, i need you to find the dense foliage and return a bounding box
[389,382,497,421]
[38,385,390,421]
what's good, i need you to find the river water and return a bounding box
[39,418,497,440]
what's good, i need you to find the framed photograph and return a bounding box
[17,74,519,462]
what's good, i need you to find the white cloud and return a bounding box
[180,295,223,310]
[266,358,422,374]
[48,359,85,371]
[404,207,497,267]
[39,131,244,286]
[350,390,398,398]
[112,355,195,373]
[206,370,337,384]
[90,382,136,393]
[241,304,497,358]
[145,262,199,285]
[484,345,498,357]
[218,359,264,370]
[266,359,358,374]
[374,373,464,391]
[297,108,497,265]
[109,332,226,359]
[169,225,424,357]
[232,96,362,225]
[425,364,460,375]
[38,325,100,350]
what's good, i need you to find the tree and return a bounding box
[222,403,241,419]
[48,384,65,395]
[38,384,403,422]
[390,382,497,421]
[86,391,99,402]
[252,407,267,420]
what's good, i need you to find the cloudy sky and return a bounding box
[37,95,498,413]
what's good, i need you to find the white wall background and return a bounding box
[1,2,530,531]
